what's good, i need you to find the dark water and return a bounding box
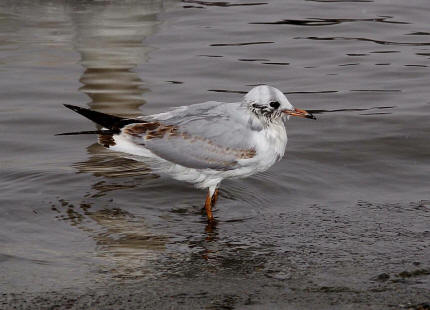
[0,0,429,302]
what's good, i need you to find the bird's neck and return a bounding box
[265,119,288,159]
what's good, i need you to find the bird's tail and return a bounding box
[61,104,145,134]
[55,129,115,136]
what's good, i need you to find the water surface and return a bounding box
[0,0,429,304]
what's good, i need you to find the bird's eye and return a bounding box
[269,101,280,109]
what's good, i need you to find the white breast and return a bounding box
[238,119,287,173]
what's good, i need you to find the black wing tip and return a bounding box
[55,132,78,136]
[63,104,85,112]
[61,103,145,131]
[55,130,115,136]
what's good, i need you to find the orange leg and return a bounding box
[211,188,219,206]
[204,190,215,223]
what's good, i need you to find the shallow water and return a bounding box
[0,0,429,298]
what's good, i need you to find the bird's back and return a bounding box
[118,101,262,171]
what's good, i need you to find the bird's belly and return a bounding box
[109,137,270,188]
[107,130,286,189]
[108,135,220,188]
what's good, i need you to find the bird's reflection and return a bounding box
[73,143,157,192]
[53,0,173,279]
[52,198,167,280]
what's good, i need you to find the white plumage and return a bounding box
[63,85,315,223]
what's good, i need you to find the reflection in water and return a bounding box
[52,194,255,279]
[79,68,148,116]
[70,0,163,115]
[73,143,155,179]
[53,198,166,280]
[59,0,170,279]
[70,1,165,178]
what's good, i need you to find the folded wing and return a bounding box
[122,101,259,170]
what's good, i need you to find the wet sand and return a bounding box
[3,201,429,309]
[2,274,429,310]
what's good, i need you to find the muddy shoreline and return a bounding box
[2,264,429,309]
[3,201,429,310]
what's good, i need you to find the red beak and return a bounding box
[283,108,316,120]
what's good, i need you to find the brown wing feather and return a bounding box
[121,122,256,170]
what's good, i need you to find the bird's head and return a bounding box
[243,85,315,122]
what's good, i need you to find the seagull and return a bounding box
[61,85,315,223]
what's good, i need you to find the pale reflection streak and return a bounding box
[69,0,164,179]
[70,0,163,115]
[59,0,171,280]
[53,198,167,280]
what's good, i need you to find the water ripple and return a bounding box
[262,62,290,65]
[298,36,430,46]
[210,41,274,47]
[198,55,224,58]
[308,106,394,115]
[52,198,167,280]
[407,32,430,36]
[370,50,400,53]
[346,53,368,56]
[207,89,247,94]
[238,58,269,62]
[306,0,373,2]
[251,17,409,26]
[182,0,267,7]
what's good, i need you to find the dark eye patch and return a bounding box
[269,101,280,109]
